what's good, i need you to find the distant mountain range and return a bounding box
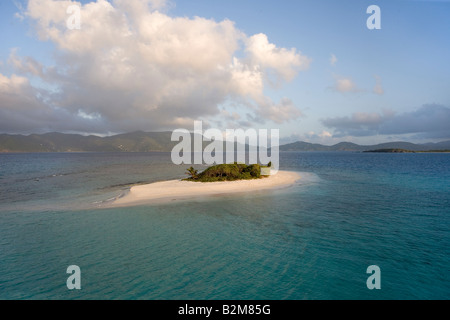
[279,140,450,152]
[0,131,449,153]
[0,132,175,153]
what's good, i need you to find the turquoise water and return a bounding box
[0,152,449,299]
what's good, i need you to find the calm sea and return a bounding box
[0,152,448,300]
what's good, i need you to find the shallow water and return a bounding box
[0,152,448,299]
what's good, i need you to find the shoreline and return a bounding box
[107,170,301,207]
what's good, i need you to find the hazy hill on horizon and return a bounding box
[279,140,450,152]
[0,131,175,153]
[0,131,449,153]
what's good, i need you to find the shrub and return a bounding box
[184,163,265,182]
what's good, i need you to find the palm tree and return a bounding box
[186,167,199,179]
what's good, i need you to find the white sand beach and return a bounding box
[110,171,301,207]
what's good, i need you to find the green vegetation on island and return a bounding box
[184,163,271,182]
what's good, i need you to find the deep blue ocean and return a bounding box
[0,152,448,300]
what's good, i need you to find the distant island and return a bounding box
[364,149,450,153]
[184,163,271,182]
[364,149,415,153]
[280,140,450,152]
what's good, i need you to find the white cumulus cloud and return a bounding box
[1,0,310,134]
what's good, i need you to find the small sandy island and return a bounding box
[109,171,301,207]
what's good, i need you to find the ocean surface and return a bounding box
[0,152,448,300]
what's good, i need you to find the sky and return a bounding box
[0,0,449,145]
